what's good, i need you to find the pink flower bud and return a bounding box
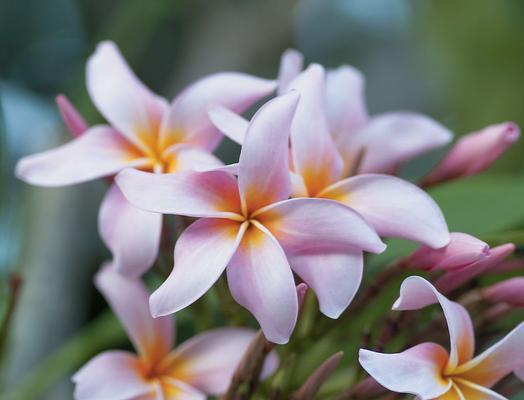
[435,243,515,294]
[486,258,524,275]
[55,94,88,137]
[405,232,489,272]
[423,122,520,186]
[483,277,524,307]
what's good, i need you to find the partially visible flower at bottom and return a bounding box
[359,276,524,400]
[73,264,278,400]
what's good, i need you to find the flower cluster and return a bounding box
[16,42,524,399]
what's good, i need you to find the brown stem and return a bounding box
[335,377,388,400]
[290,352,343,400]
[220,331,275,400]
[0,273,22,351]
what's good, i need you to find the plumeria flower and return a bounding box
[359,276,524,400]
[117,92,386,343]
[210,48,453,175]
[210,63,450,311]
[73,263,278,400]
[211,62,449,246]
[15,41,276,277]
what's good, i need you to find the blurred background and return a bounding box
[2,0,524,398]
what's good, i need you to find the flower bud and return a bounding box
[422,122,520,186]
[405,232,489,272]
[55,94,88,137]
[483,277,524,307]
[435,243,515,294]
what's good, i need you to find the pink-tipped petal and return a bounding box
[289,64,344,195]
[483,277,524,307]
[289,248,363,318]
[95,263,174,363]
[238,92,299,212]
[116,168,242,218]
[56,94,88,137]
[424,123,520,185]
[150,218,245,317]
[393,276,475,372]
[160,72,276,151]
[453,322,524,388]
[277,49,304,94]
[406,232,490,272]
[16,126,148,187]
[73,351,153,400]
[350,112,452,174]
[227,224,298,344]
[163,144,224,173]
[257,197,385,254]
[359,343,452,399]
[99,184,162,277]
[86,41,167,153]
[208,105,248,144]
[325,66,368,162]
[320,174,450,248]
[435,243,515,294]
[162,328,278,395]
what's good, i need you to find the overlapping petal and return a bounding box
[453,323,524,388]
[161,328,278,395]
[150,218,246,317]
[324,66,368,154]
[349,112,452,174]
[99,184,162,277]
[238,91,299,212]
[208,105,249,144]
[86,41,167,153]
[159,378,205,400]
[116,168,242,218]
[72,351,153,400]
[227,224,298,344]
[288,65,344,195]
[289,248,363,318]
[160,72,276,151]
[162,144,224,173]
[319,174,450,248]
[452,379,507,400]
[393,276,475,372]
[277,49,304,94]
[359,343,452,399]
[256,197,385,254]
[95,264,174,363]
[16,126,147,186]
